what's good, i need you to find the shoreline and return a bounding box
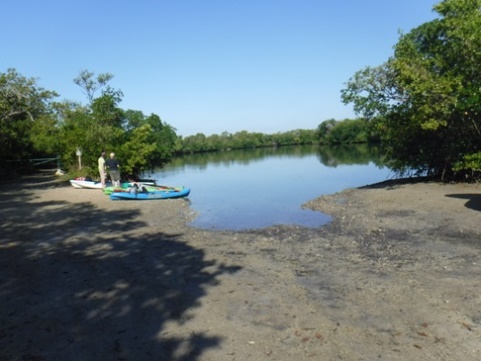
[1,175,480,360]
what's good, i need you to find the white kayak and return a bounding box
[69,178,157,189]
[69,179,105,189]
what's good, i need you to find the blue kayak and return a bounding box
[109,186,190,200]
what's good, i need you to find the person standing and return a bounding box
[98,151,106,188]
[106,152,121,187]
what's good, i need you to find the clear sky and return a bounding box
[2,0,439,137]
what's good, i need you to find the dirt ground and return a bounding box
[1,174,480,361]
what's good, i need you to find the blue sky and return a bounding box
[2,0,439,137]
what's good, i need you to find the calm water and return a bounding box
[149,145,392,231]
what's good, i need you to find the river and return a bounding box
[149,144,393,230]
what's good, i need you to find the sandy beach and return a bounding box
[1,174,480,360]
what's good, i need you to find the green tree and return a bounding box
[341,0,481,180]
[0,69,58,163]
[140,112,178,168]
[316,119,337,144]
[119,124,157,176]
[74,70,114,104]
[57,96,124,172]
[326,119,368,144]
[29,114,61,155]
[120,111,178,176]
[182,133,208,153]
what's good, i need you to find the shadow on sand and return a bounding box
[0,182,241,361]
[445,193,481,212]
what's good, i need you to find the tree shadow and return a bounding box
[445,193,481,212]
[0,186,241,360]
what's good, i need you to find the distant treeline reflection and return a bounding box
[167,144,386,169]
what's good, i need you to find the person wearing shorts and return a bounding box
[106,152,120,187]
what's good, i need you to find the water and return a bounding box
[149,145,392,231]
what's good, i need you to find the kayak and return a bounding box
[70,179,106,189]
[70,179,156,190]
[103,183,180,195]
[104,184,156,194]
[109,186,190,200]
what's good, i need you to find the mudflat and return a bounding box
[1,174,480,361]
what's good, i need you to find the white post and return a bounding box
[76,148,82,170]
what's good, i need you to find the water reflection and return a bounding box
[150,145,391,231]
[316,143,386,167]
[168,145,320,170]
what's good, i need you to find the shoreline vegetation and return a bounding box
[1,173,480,360]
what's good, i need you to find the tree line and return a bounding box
[179,118,373,154]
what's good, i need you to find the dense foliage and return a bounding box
[0,69,58,163]
[179,128,318,153]
[0,69,179,178]
[341,0,481,180]
[315,118,377,145]
[177,118,377,154]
